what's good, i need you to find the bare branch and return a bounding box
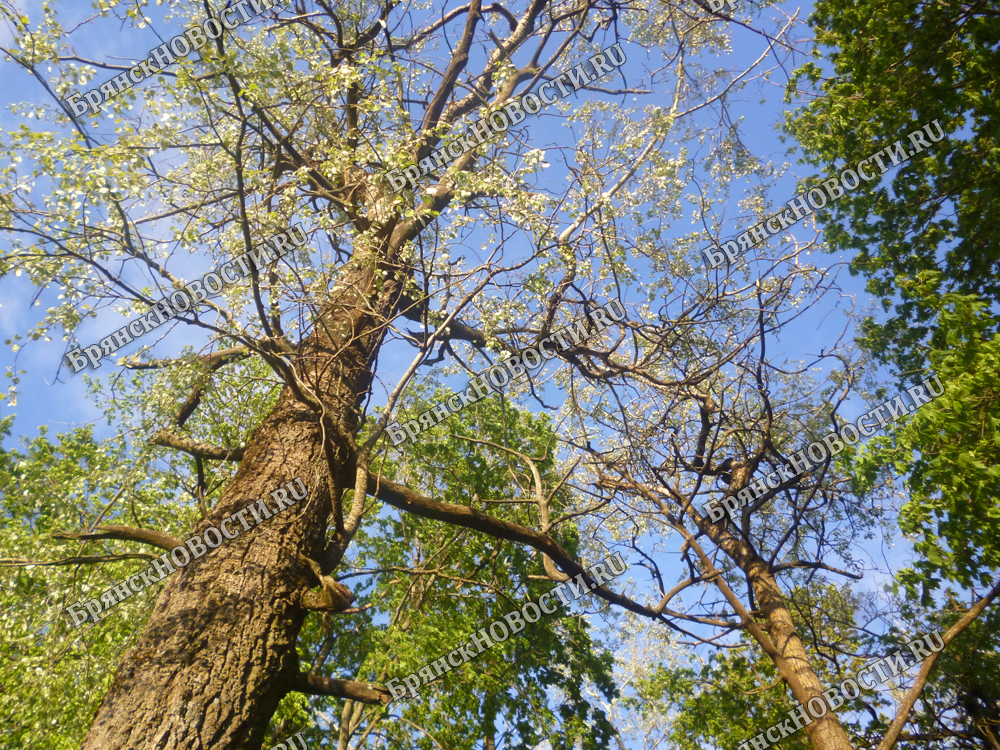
[0,553,156,567]
[877,579,1000,750]
[290,673,391,705]
[151,430,246,461]
[51,524,183,552]
[123,346,250,371]
[772,560,863,580]
[367,470,661,620]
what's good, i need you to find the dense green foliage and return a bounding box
[784,0,1000,382]
[784,3,1000,749]
[2,0,999,746]
[786,0,1000,593]
[0,370,620,748]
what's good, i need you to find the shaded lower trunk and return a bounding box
[81,262,398,750]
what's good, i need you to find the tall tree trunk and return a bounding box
[81,257,400,750]
[700,519,855,750]
[747,561,855,750]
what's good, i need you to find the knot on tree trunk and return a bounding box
[297,553,355,612]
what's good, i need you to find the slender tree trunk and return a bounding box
[81,257,401,750]
[747,561,855,750]
[699,518,855,750]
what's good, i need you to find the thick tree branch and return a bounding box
[51,524,183,552]
[595,474,832,710]
[127,347,252,427]
[290,673,391,705]
[772,560,863,580]
[366,470,661,620]
[123,346,250,371]
[392,3,517,52]
[397,291,491,349]
[0,553,156,567]
[418,0,482,150]
[151,430,246,461]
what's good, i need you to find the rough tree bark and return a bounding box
[49,3,863,749]
[80,256,402,749]
[76,0,552,743]
[597,462,857,750]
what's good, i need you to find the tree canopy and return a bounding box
[0,0,997,748]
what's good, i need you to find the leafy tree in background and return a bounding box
[3,0,992,749]
[0,0,830,747]
[784,0,1000,380]
[615,577,841,750]
[865,593,1000,750]
[0,381,621,749]
[785,1,1000,748]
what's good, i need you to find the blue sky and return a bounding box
[0,0,918,625]
[0,0,889,445]
[0,0,932,744]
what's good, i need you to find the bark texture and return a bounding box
[81,259,402,750]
